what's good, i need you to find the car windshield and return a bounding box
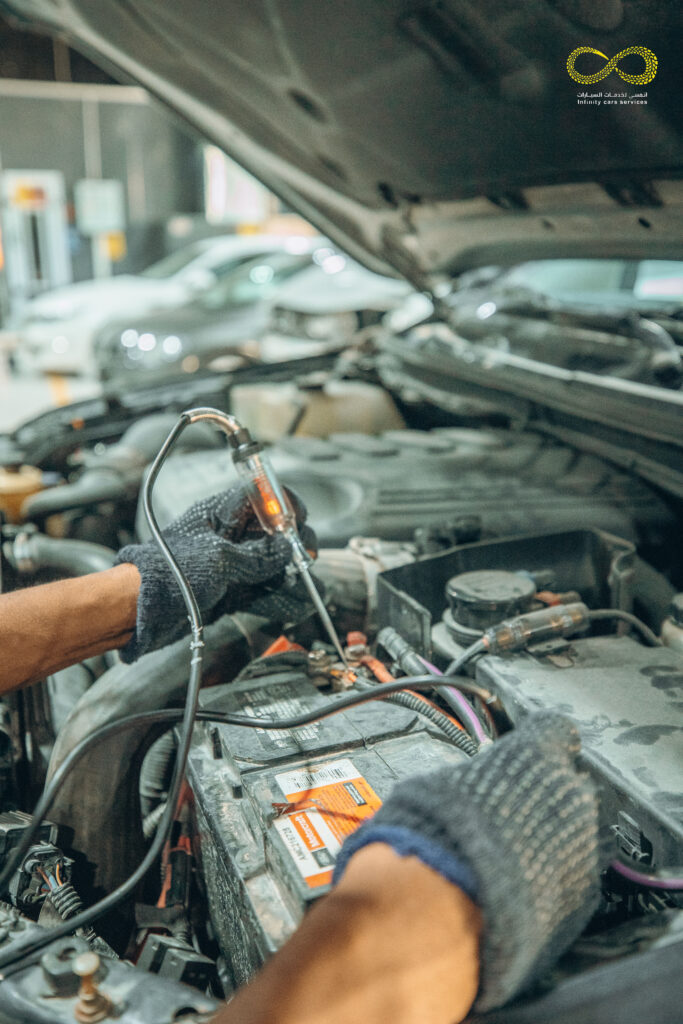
[501,258,683,308]
[195,251,311,311]
[140,241,213,279]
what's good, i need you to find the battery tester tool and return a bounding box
[184,407,349,667]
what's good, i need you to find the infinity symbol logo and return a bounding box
[566,46,658,84]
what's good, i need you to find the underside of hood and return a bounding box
[4,0,683,285]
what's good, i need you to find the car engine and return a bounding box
[0,385,681,1024]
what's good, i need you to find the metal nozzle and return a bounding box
[288,533,349,668]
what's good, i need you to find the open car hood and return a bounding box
[5,0,683,286]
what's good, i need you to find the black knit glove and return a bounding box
[115,485,317,662]
[333,712,600,1012]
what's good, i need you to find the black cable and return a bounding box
[0,397,486,971]
[2,675,493,901]
[382,693,479,756]
[0,669,494,972]
[0,413,205,976]
[378,629,489,746]
[587,609,661,647]
[444,638,487,678]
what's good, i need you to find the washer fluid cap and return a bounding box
[446,569,536,631]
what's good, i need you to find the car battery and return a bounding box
[186,665,469,987]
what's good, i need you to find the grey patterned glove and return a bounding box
[333,712,600,1012]
[115,485,317,662]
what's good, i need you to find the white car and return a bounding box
[9,234,310,376]
[258,249,412,362]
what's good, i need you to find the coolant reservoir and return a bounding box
[0,466,43,523]
[231,380,405,442]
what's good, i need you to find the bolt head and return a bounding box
[73,951,100,978]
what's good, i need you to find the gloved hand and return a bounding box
[333,712,600,1012]
[115,485,317,662]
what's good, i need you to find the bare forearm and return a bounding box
[0,564,140,694]
[214,843,481,1024]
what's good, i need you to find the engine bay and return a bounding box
[0,372,681,1024]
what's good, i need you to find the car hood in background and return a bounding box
[272,258,412,315]
[5,0,682,287]
[18,275,177,321]
[97,299,270,347]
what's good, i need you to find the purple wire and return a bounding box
[418,655,442,675]
[610,859,683,890]
[417,655,490,746]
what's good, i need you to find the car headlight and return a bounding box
[120,329,139,349]
[111,329,184,368]
[50,335,70,354]
[138,332,156,352]
[161,334,183,358]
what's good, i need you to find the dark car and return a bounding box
[93,241,319,381]
[0,4,682,1024]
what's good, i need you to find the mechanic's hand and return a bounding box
[333,712,601,1013]
[115,485,317,662]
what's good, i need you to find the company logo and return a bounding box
[566,46,658,85]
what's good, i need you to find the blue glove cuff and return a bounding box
[332,823,480,905]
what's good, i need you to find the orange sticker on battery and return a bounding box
[273,759,382,889]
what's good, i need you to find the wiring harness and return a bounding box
[0,411,676,978]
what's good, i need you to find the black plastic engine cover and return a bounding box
[136,427,674,548]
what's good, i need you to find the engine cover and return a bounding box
[186,666,469,987]
[135,427,674,547]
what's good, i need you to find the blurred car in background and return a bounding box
[94,242,413,381]
[7,233,302,376]
[93,238,319,381]
[502,257,683,307]
[449,257,683,388]
[261,248,412,361]
[387,257,683,389]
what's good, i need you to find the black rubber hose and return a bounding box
[139,731,177,817]
[22,471,127,520]
[378,627,487,747]
[377,626,427,677]
[383,691,478,756]
[5,533,115,576]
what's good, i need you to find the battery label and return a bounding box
[273,758,382,889]
[233,684,321,750]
